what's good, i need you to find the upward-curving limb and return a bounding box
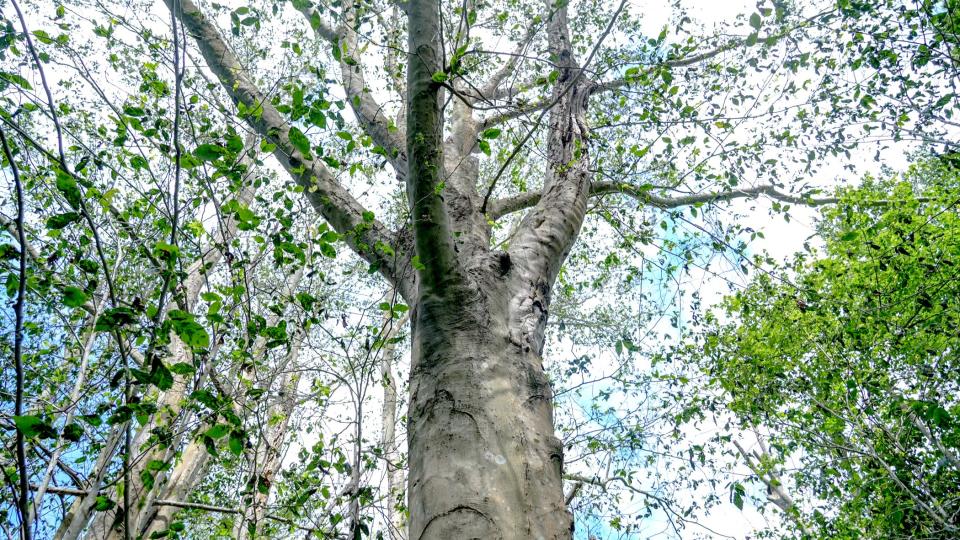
[293,0,408,178]
[165,0,414,300]
[505,0,626,287]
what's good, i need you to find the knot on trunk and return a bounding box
[495,251,511,276]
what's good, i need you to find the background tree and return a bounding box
[680,160,960,538]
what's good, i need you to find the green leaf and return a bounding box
[319,242,337,258]
[235,205,261,231]
[61,423,84,442]
[62,286,88,308]
[205,424,230,439]
[46,212,81,229]
[190,389,220,410]
[309,109,327,129]
[78,259,99,273]
[225,134,244,153]
[33,30,54,44]
[150,359,174,390]
[141,470,155,491]
[0,72,32,90]
[14,415,56,439]
[168,309,210,349]
[431,71,448,83]
[288,126,312,158]
[0,244,19,260]
[481,128,501,139]
[228,431,245,455]
[194,143,227,161]
[94,495,115,512]
[478,139,491,156]
[129,155,149,170]
[154,241,180,260]
[55,171,82,209]
[146,459,168,472]
[169,362,196,375]
[749,13,762,30]
[732,482,745,510]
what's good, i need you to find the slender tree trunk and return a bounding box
[380,314,407,540]
[136,260,307,539]
[75,145,260,540]
[233,333,304,540]
[54,429,123,540]
[137,441,211,537]
[31,303,101,523]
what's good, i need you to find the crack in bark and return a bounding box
[419,505,499,540]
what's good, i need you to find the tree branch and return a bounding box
[166,0,412,298]
[294,2,407,176]
[31,486,314,533]
[592,42,735,95]
[474,18,545,104]
[732,440,796,514]
[405,0,461,292]
[1,122,30,540]
[488,182,839,220]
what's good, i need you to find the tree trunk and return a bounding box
[234,332,304,540]
[406,283,571,540]
[137,441,211,538]
[380,314,407,540]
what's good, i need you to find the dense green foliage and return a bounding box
[688,161,960,538]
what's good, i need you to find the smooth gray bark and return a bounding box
[401,0,570,537]
[163,0,639,538]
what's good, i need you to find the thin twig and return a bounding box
[1,125,31,540]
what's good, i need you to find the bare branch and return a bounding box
[594,9,837,95]
[474,19,545,103]
[593,43,734,95]
[54,492,322,535]
[563,474,737,540]
[488,182,839,220]
[478,95,552,131]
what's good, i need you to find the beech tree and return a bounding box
[2,0,959,538]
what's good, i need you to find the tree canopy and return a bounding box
[684,160,960,538]
[1,0,959,538]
